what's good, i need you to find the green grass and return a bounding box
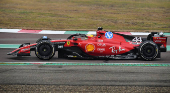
[0,0,170,31]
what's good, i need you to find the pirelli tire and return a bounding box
[139,41,159,61]
[35,40,55,60]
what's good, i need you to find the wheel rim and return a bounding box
[143,44,155,57]
[38,43,52,56]
[140,42,158,60]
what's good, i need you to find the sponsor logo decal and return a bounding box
[109,46,117,53]
[58,45,63,48]
[155,40,162,42]
[105,32,113,39]
[153,37,166,43]
[54,42,65,44]
[21,48,30,52]
[119,46,125,52]
[109,46,125,53]
[97,48,105,52]
[67,41,70,45]
[85,43,95,52]
[154,40,165,43]
[97,43,106,47]
[157,37,166,39]
[97,39,103,42]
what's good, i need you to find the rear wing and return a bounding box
[147,32,167,52]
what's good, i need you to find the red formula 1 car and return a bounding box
[7,27,167,60]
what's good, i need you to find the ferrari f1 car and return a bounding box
[7,27,167,60]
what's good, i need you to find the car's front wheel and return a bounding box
[139,41,159,61]
[35,40,55,60]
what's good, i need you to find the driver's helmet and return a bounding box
[85,34,94,39]
[87,34,93,37]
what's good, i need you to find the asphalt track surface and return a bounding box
[0,32,170,92]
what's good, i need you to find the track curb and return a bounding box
[0,29,170,35]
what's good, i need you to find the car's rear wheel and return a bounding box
[35,40,55,60]
[139,41,158,61]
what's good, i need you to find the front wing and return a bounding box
[7,43,37,56]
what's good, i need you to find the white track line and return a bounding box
[130,32,150,35]
[0,29,21,33]
[39,30,66,34]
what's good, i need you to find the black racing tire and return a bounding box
[139,41,159,61]
[35,40,55,60]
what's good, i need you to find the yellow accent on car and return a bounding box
[67,41,70,45]
[87,34,93,37]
